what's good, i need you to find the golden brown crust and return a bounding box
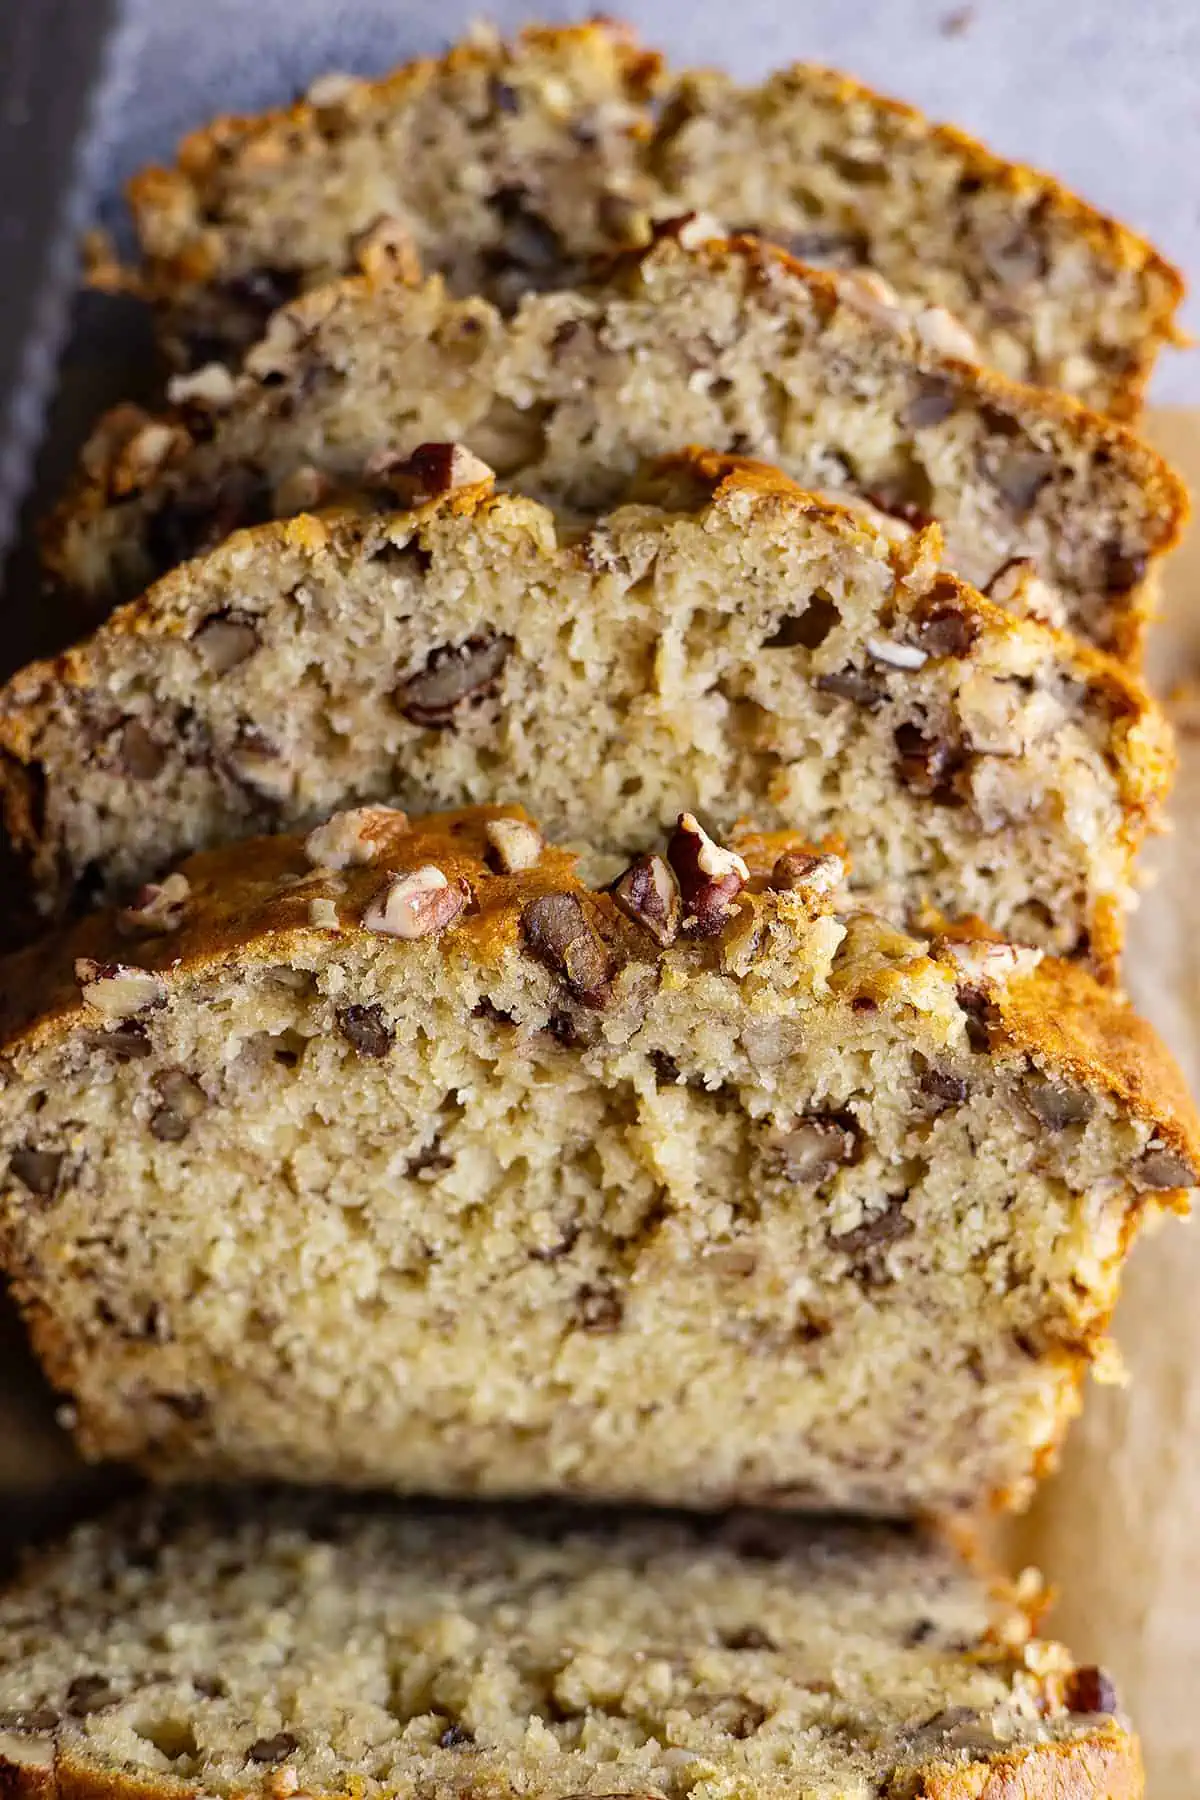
[0,1731,1145,1800]
[997,959,1200,1187]
[0,800,1195,1183]
[918,1724,1142,1798]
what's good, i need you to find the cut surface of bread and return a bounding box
[0,805,1195,1515]
[51,232,1186,656]
[124,19,1180,415]
[0,1497,1142,1800]
[5,451,1174,973]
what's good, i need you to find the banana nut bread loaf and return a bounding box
[0,804,1195,1514]
[0,1495,1143,1800]
[50,230,1186,656]
[4,450,1173,972]
[123,18,1181,416]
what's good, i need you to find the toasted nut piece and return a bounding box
[305,806,409,870]
[368,441,495,505]
[1062,1666,1120,1716]
[522,893,612,1002]
[484,817,543,874]
[769,851,845,897]
[363,867,466,939]
[611,852,680,946]
[395,634,513,727]
[913,304,979,362]
[1135,1146,1197,1190]
[940,940,1043,985]
[74,959,167,1016]
[770,1115,859,1183]
[308,898,340,929]
[866,636,927,671]
[667,813,748,936]
[117,872,191,936]
[192,613,260,673]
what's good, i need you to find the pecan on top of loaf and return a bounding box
[50,227,1185,661]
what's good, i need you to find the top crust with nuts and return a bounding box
[2,803,1191,1166]
[121,21,1180,414]
[0,801,1195,1517]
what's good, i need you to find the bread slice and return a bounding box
[50,231,1186,656]
[5,450,1173,973]
[648,62,1184,419]
[0,803,1195,1514]
[0,1496,1143,1800]
[123,20,1180,416]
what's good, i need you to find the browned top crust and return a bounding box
[0,800,1196,1185]
[120,21,1183,417]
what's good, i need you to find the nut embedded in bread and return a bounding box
[0,1496,1144,1800]
[48,230,1185,657]
[0,804,1195,1515]
[124,19,1181,414]
[4,449,1175,972]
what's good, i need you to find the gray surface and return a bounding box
[106,0,1200,400]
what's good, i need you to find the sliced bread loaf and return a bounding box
[4,450,1173,971]
[0,1496,1142,1800]
[124,21,1180,415]
[0,804,1194,1515]
[50,231,1186,655]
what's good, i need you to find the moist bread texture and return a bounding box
[0,1496,1143,1800]
[3,450,1173,972]
[0,804,1195,1515]
[50,232,1186,656]
[124,19,1180,415]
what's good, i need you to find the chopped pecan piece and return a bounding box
[1062,1666,1119,1716]
[395,634,513,728]
[193,612,260,673]
[1024,1080,1094,1130]
[304,806,409,869]
[118,873,191,936]
[370,442,494,506]
[363,867,467,940]
[484,817,543,874]
[522,894,613,1003]
[1135,1146,1197,1190]
[75,959,167,1016]
[336,1004,395,1059]
[667,813,748,937]
[611,852,680,946]
[769,1115,859,1184]
[8,1149,64,1198]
